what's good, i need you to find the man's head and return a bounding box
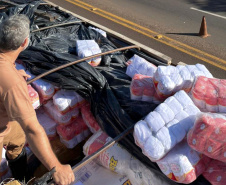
[0,14,30,53]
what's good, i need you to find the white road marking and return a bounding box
[190,7,226,20]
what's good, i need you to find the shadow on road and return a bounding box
[186,0,226,13]
[165,33,199,36]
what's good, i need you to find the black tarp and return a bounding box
[0,2,210,185]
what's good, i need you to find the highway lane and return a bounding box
[47,0,226,78]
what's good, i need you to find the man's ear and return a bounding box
[21,37,29,50]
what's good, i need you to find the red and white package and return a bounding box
[157,140,210,184]
[44,100,73,125]
[36,108,57,139]
[153,64,213,101]
[190,76,226,113]
[81,103,101,133]
[188,113,226,162]
[203,159,226,185]
[27,85,40,109]
[130,74,161,103]
[32,79,56,103]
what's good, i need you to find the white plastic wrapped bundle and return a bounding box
[153,64,212,100]
[164,96,183,115]
[157,140,208,184]
[130,74,158,103]
[126,55,157,78]
[53,90,79,114]
[83,131,163,185]
[144,111,165,134]
[190,76,226,113]
[36,108,57,138]
[196,63,213,78]
[156,127,177,152]
[134,90,200,161]
[174,90,194,108]
[155,103,175,123]
[133,120,152,148]
[143,135,165,161]
[88,26,107,37]
[76,40,101,66]
[32,78,56,102]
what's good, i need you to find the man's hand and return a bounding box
[18,69,31,80]
[53,164,75,185]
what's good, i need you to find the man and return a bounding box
[0,14,75,184]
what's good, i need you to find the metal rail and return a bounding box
[27,45,140,85]
[31,20,83,33]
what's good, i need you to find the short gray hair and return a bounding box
[0,14,30,52]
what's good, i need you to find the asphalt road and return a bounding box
[47,0,226,78]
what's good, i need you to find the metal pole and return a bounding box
[31,21,83,33]
[27,45,140,85]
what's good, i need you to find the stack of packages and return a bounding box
[128,55,212,104]
[44,89,90,148]
[188,113,226,185]
[15,61,96,149]
[76,40,102,67]
[133,90,207,183]
[0,148,12,181]
[83,130,166,185]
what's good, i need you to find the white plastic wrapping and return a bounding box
[44,100,79,125]
[190,76,226,113]
[76,40,102,66]
[88,26,107,37]
[53,90,81,113]
[133,90,201,161]
[188,112,226,162]
[157,140,209,184]
[126,55,157,78]
[36,108,57,138]
[153,64,213,100]
[83,131,166,185]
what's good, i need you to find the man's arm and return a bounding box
[19,115,75,185]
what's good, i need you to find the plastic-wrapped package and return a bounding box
[153,64,213,100]
[53,90,80,114]
[187,113,226,162]
[157,140,210,184]
[202,159,226,185]
[190,76,226,113]
[88,26,107,37]
[126,55,157,78]
[76,40,102,67]
[83,131,166,185]
[57,118,84,149]
[36,108,57,139]
[134,90,200,161]
[81,103,101,133]
[27,84,40,109]
[44,100,78,125]
[75,114,91,138]
[130,74,159,103]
